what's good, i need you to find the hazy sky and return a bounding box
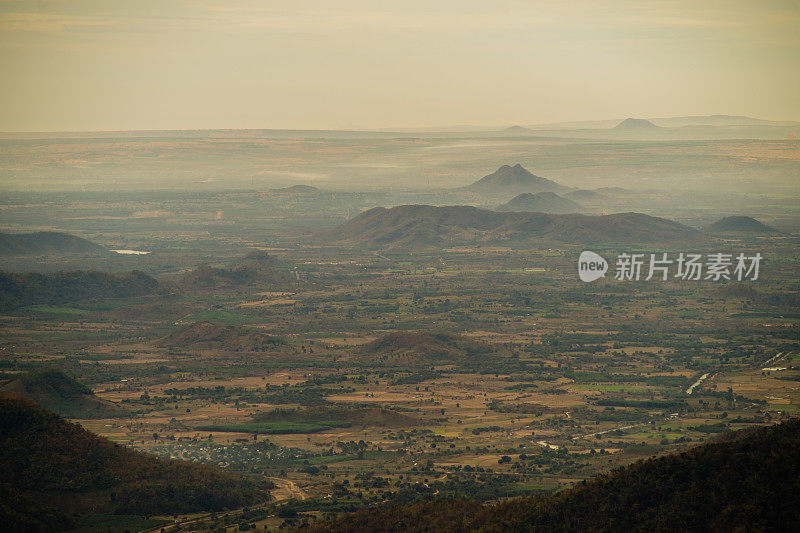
[1,0,798,131]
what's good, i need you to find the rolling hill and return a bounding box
[0,395,270,531]
[466,164,568,194]
[158,321,286,352]
[0,231,107,256]
[358,331,494,364]
[496,192,583,214]
[564,189,607,202]
[0,369,128,419]
[318,205,704,249]
[704,215,779,234]
[301,418,800,532]
[180,250,295,292]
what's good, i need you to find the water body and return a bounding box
[112,249,150,255]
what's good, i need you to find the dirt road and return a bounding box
[268,477,307,501]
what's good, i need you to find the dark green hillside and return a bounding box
[302,418,800,532]
[0,395,270,531]
[0,269,159,311]
[0,231,107,256]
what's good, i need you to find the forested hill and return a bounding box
[0,231,107,256]
[301,418,800,532]
[0,269,159,311]
[0,395,271,531]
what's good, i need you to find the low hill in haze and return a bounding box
[358,331,494,364]
[466,164,568,194]
[271,184,321,194]
[704,215,779,234]
[595,186,630,196]
[0,369,127,419]
[613,118,661,130]
[496,192,583,214]
[180,250,295,292]
[0,231,107,256]
[565,189,607,202]
[0,395,270,531]
[0,269,159,312]
[502,125,536,135]
[157,321,286,352]
[302,418,800,532]
[318,205,704,249]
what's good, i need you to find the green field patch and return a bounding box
[571,384,648,392]
[15,331,121,341]
[304,454,358,465]
[186,309,262,325]
[22,304,91,317]
[69,514,170,533]
[630,432,685,440]
[595,398,686,409]
[75,353,134,361]
[197,420,351,434]
[514,484,558,493]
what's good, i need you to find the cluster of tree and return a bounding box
[301,418,800,532]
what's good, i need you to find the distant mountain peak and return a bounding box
[272,184,320,193]
[614,118,660,130]
[503,126,534,134]
[467,164,567,193]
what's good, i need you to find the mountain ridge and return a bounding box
[317,205,704,249]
